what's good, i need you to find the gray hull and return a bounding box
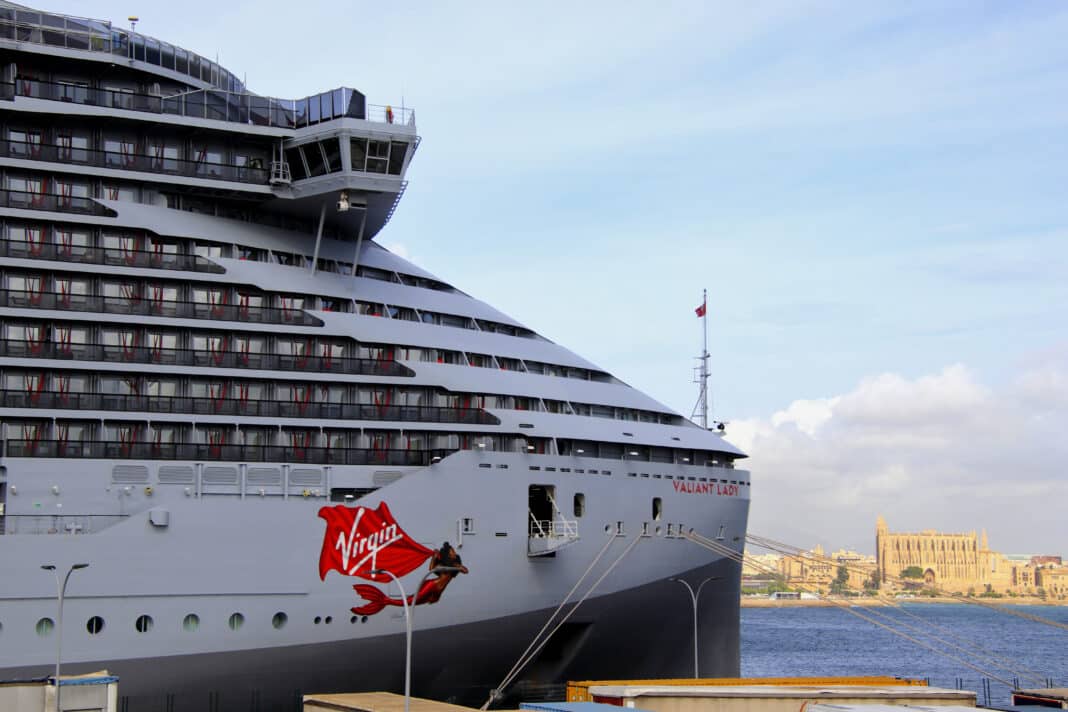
[3,559,740,712]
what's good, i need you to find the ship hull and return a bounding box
[1,559,740,712]
[0,453,748,711]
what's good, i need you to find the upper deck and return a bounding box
[0,4,414,130]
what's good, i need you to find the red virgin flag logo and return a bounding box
[318,502,435,583]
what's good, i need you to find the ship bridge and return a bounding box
[0,2,418,243]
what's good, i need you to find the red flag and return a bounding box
[318,502,435,582]
[695,301,706,318]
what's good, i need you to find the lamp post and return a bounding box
[371,566,463,712]
[669,576,719,678]
[41,563,89,712]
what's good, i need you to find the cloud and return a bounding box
[737,362,1068,555]
[380,242,414,262]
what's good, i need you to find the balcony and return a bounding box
[0,390,500,426]
[1,238,226,274]
[3,439,453,466]
[0,339,415,378]
[0,138,269,185]
[1,289,323,327]
[0,188,113,216]
[5,78,413,130]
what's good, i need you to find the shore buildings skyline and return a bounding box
[744,517,1067,598]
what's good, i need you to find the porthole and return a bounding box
[350,616,357,624]
[182,614,200,632]
[272,612,287,629]
[36,618,54,636]
[361,616,368,624]
[314,616,322,625]
[228,613,244,631]
[325,616,333,624]
[86,616,105,635]
[135,615,153,633]
[603,525,612,534]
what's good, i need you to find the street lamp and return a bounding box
[669,576,719,678]
[41,563,89,712]
[371,566,463,712]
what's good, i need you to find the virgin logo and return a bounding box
[336,508,401,575]
[318,502,434,583]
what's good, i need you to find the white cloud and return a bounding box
[740,362,1068,556]
[380,242,414,262]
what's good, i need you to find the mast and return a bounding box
[691,289,709,429]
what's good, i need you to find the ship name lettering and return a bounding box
[671,480,738,497]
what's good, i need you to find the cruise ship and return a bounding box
[0,4,751,711]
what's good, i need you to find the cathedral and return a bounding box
[875,516,1015,593]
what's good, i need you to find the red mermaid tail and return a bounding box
[351,577,452,616]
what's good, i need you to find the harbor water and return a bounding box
[741,603,1068,706]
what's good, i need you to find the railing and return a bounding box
[0,339,415,378]
[2,514,128,535]
[4,77,414,130]
[0,10,244,93]
[3,439,453,466]
[1,290,324,327]
[0,139,269,184]
[1,239,226,274]
[0,390,500,425]
[0,188,113,216]
[529,518,580,539]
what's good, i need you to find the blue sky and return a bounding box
[49,1,1068,552]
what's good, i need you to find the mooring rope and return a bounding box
[689,531,1018,686]
[482,532,642,709]
[481,532,618,709]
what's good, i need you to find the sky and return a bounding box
[45,1,1068,555]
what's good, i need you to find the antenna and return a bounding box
[128,16,139,32]
[690,289,710,429]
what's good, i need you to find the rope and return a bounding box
[688,532,1018,686]
[481,533,618,710]
[482,533,642,709]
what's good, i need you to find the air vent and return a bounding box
[290,468,323,485]
[157,466,194,484]
[372,471,402,487]
[247,467,281,486]
[202,466,238,485]
[518,423,534,429]
[112,465,149,484]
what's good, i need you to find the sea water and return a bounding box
[741,603,1068,706]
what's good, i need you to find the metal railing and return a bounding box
[4,76,414,130]
[529,517,580,539]
[0,339,415,378]
[0,188,113,216]
[0,390,500,426]
[1,238,226,274]
[3,439,452,466]
[0,10,244,93]
[0,139,269,184]
[1,289,323,326]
